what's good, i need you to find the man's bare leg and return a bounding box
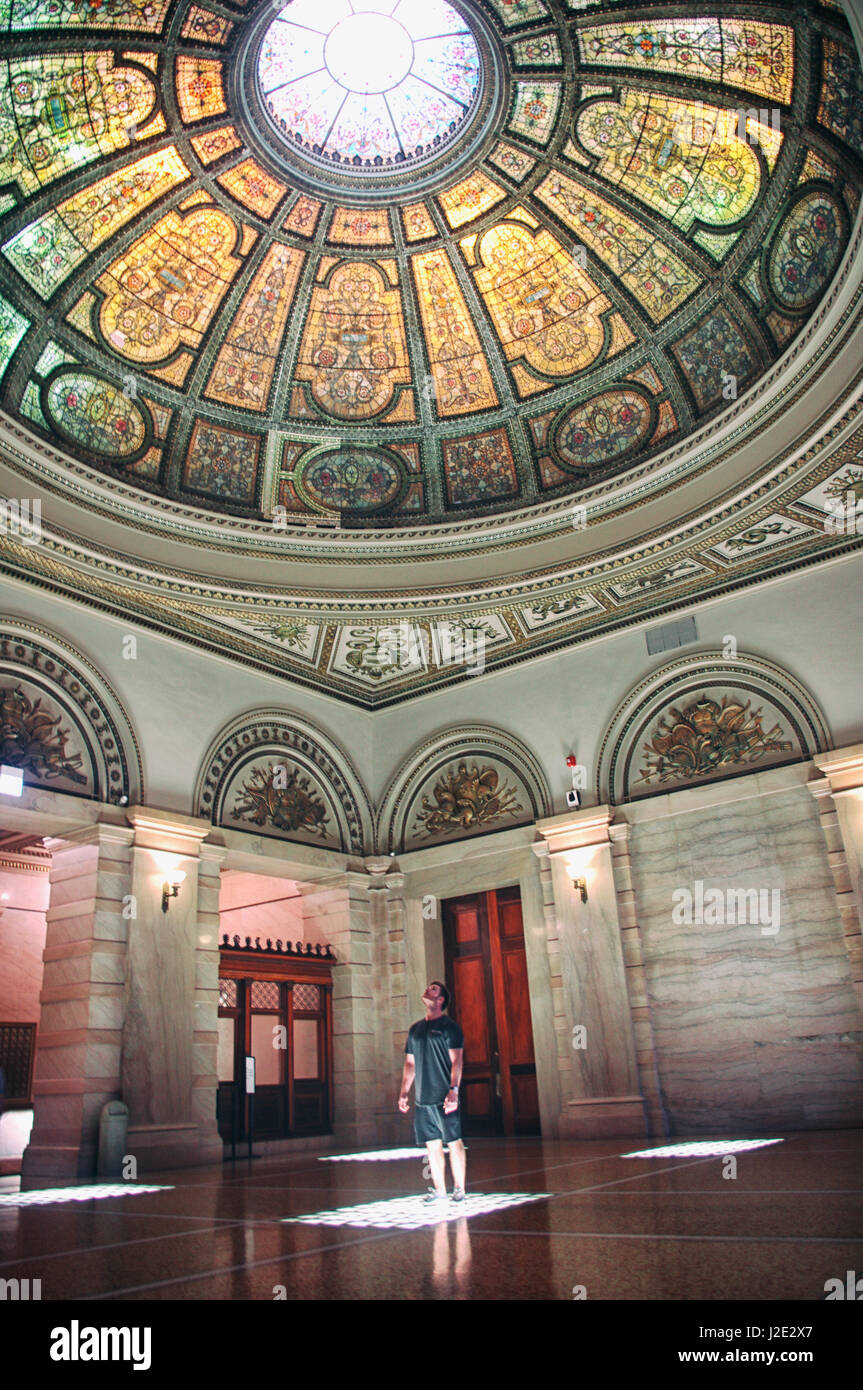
[426,1139,447,1195]
[448,1138,466,1191]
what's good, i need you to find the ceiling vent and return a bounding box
[646,616,698,655]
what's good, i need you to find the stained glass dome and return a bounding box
[259,0,482,168]
[0,0,860,540]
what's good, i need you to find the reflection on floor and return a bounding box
[0,1130,860,1300]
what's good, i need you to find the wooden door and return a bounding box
[442,886,540,1136]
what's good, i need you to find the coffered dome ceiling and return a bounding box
[1,0,863,704]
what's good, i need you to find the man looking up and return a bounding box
[398,981,466,1204]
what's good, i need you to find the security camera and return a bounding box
[566,788,580,809]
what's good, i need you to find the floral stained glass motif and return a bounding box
[97,206,241,365]
[180,6,232,44]
[488,142,536,181]
[0,0,169,31]
[553,389,653,470]
[190,127,242,165]
[471,219,610,386]
[818,39,863,161]
[577,92,762,230]
[438,173,506,229]
[402,203,438,243]
[486,0,549,28]
[205,243,305,411]
[578,19,793,104]
[175,56,226,123]
[258,0,480,167]
[0,53,157,199]
[216,159,288,218]
[44,370,148,457]
[328,207,393,246]
[511,34,562,67]
[294,260,411,419]
[411,248,498,416]
[300,448,403,512]
[534,170,699,321]
[767,191,846,313]
[2,148,190,299]
[0,293,28,384]
[508,81,561,144]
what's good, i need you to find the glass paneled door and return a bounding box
[217,974,331,1141]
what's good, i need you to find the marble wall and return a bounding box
[0,861,49,1022]
[626,768,863,1133]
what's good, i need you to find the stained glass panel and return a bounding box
[534,170,699,320]
[97,206,241,364]
[44,370,148,457]
[190,126,242,165]
[328,207,393,246]
[508,81,561,144]
[0,53,157,198]
[472,219,610,383]
[180,5,232,44]
[205,243,304,411]
[2,148,190,299]
[579,19,793,104]
[402,203,437,242]
[217,159,288,219]
[512,34,562,67]
[411,248,498,416]
[576,92,762,230]
[2,0,169,31]
[0,293,28,383]
[295,259,411,419]
[175,56,226,123]
[438,172,506,229]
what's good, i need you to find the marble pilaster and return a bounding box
[534,808,646,1139]
[121,807,222,1171]
[21,822,133,1182]
[811,744,863,1019]
[302,873,376,1146]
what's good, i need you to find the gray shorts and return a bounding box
[414,1102,462,1145]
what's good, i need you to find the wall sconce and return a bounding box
[161,870,186,913]
[572,876,588,904]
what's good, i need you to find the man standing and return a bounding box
[398,981,467,1204]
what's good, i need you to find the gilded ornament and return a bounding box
[636,695,792,785]
[414,762,522,837]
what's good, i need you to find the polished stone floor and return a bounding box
[1,1130,861,1300]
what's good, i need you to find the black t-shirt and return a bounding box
[405,1015,464,1105]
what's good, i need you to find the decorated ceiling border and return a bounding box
[1,402,862,708]
[0,1,859,537]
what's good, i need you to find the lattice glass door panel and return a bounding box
[250,1012,284,1086]
[293,1018,319,1079]
[217,1016,236,1083]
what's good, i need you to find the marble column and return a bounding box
[121,807,223,1172]
[303,873,376,1146]
[810,744,863,1019]
[534,808,647,1139]
[608,822,666,1137]
[21,821,133,1182]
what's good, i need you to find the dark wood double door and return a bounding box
[443,886,540,1137]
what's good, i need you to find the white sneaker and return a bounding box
[422,1188,448,1204]
[451,1187,466,1202]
